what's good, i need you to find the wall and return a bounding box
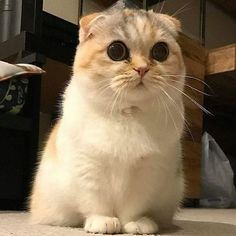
[205,1,236,48]
[42,0,236,48]
[43,0,106,24]
[43,0,79,24]
[153,0,236,48]
[82,0,105,16]
[152,0,201,42]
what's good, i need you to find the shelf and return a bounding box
[206,44,236,77]
[0,114,32,132]
[0,31,75,66]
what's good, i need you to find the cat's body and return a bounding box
[30,8,186,234]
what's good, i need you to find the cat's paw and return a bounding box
[84,215,121,234]
[123,217,159,234]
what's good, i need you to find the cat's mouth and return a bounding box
[136,80,145,88]
[126,79,146,91]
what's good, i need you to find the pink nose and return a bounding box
[133,67,149,78]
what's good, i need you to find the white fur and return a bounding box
[31,71,185,233]
[30,10,186,234]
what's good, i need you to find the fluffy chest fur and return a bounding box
[52,81,183,219]
[30,8,186,233]
[58,79,183,164]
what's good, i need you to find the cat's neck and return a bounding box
[63,75,183,124]
[65,76,159,118]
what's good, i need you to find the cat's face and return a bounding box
[73,9,185,108]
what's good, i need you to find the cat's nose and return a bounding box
[133,67,149,78]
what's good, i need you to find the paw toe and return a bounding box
[124,217,159,234]
[85,215,121,234]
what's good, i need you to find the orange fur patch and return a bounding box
[80,13,100,28]
[73,41,106,74]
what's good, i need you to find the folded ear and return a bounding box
[79,13,105,42]
[155,13,182,37]
[164,14,181,32]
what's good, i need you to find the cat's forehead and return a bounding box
[100,9,172,46]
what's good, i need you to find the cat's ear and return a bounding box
[154,13,182,37]
[166,15,182,32]
[164,15,181,33]
[79,13,105,42]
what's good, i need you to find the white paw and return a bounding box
[84,215,121,234]
[124,217,159,234]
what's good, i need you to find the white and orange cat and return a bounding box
[30,8,186,234]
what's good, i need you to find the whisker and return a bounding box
[153,1,160,13]
[159,0,165,13]
[157,96,166,124]
[151,95,156,108]
[97,84,112,97]
[166,82,213,115]
[118,84,126,111]
[172,6,192,17]
[104,91,116,116]
[162,74,213,92]
[167,78,212,96]
[151,83,180,134]
[147,76,165,86]
[110,88,122,117]
[159,87,185,121]
[171,2,192,17]
[103,86,119,117]
[160,93,179,136]
[95,78,111,84]
[158,95,168,127]
[159,86,195,142]
[97,80,111,90]
[112,74,133,82]
[109,82,128,117]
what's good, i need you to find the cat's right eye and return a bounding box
[107,41,129,61]
[151,42,169,62]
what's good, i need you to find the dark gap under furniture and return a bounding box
[0,7,77,210]
[204,44,236,187]
[0,54,44,210]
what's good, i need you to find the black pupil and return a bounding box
[107,42,128,61]
[152,42,169,62]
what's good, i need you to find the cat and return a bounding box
[30,8,186,234]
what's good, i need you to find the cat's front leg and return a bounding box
[123,216,159,234]
[118,202,159,234]
[84,215,121,234]
[79,185,122,233]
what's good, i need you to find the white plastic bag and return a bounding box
[200,132,236,208]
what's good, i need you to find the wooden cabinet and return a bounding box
[179,34,206,199]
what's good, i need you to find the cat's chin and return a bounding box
[124,88,157,104]
[136,81,145,88]
[128,82,156,96]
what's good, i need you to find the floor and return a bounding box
[0,209,236,236]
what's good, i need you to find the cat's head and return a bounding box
[73,9,185,110]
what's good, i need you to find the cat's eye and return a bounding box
[107,41,129,61]
[151,42,169,62]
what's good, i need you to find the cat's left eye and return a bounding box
[107,41,129,61]
[151,42,169,62]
